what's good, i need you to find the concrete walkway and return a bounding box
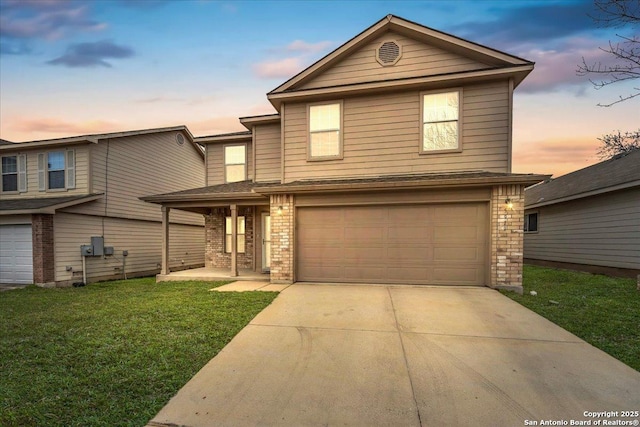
[148,284,640,427]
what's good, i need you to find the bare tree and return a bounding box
[597,129,640,159]
[577,0,640,106]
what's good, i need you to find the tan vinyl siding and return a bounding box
[63,131,204,226]
[0,145,90,199]
[524,188,640,270]
[254,123,281,182]
[299,31,491,90]
[283,81,509,182]
[206,141,253,185]
[53,213,204,283]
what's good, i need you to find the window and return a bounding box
[38,150,75,191]
[224,145,246,183]
[225,216,246,253]
[421,90,461,153]
[309,102,342,159]
[524,212,538,232]
[1,155,26,193]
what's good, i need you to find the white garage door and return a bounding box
[297,203,488,286]
[0,224,33,284]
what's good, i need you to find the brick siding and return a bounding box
[490,184,525,293]
[31,214,55,284]
[269,194,294,283]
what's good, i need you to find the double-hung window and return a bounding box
[421,90,461,153]
[225,216,246,253]
[524,212,538,232]
[1,155,26,193]
[38,150,75,191]
[308,102,342,159]
[224,145,246,183]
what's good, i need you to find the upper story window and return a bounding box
[308,101,342,160]
[1,155,26,193]
[224,144,246,183]
[38,150,75,191]
[421,89,461,153]
[524,212,538,233]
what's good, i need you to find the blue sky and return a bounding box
[1,0,638,176]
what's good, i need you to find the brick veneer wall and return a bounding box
[204,207,254,270]
[270,194,294,283]
[31,214,55,285]
[490,184,526,293]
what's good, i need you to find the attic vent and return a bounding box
[176,133,185,146]
[376,40,402,66]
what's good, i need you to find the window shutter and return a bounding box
[66,150,75,189]
[17,154,27,192]
[37,153,46,191]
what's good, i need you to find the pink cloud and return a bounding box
[512,137,600,177]
[10,117,121,140]
[252,57,305,79]
[187,116,246,136]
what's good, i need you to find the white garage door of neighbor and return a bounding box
[0,224,33,284]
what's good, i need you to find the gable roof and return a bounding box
[525,149,640,209]
[0,125,204,158]
[267,14,533,109]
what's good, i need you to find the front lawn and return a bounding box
[0,278,278,427]
[505,265,640,371]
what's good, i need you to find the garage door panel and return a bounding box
[434,247,479,261]
[0,224,33,284]
[297,203,487,286]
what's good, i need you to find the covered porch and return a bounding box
[140,181,279,283]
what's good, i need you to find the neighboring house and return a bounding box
[524,149,640,278]
[142,15,548,292]
[0,126,205,286]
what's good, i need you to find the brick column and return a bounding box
[32,214,55,285]
[490,184,525,293]
[270,194,294,284]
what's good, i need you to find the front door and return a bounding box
[261,213,271,272]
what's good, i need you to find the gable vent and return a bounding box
[176,133,185,146]
[376,40,402,66]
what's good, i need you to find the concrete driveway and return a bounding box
[148,284,640,427]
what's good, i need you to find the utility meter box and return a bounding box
[91,236,104,257]
[81,245,94,256]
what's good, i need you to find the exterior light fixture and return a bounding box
[277,206,283,215]
[505,198,514,211]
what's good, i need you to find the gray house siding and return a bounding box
[524,187,640,273]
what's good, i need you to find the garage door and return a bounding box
[0,224,33,284]
[296,203,487,285]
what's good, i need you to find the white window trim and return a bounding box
[307,100,344,161]
[225,215,246,254]
[419,88,463,155]
[524,212,539,233]
[223,144,247,183]
[38,149,75,192]
[1,154,26,193]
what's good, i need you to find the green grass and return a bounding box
[504,265,640,371]
[0,278,278,427]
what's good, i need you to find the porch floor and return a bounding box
[156,267,270,283]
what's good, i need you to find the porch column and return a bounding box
[230,204,238,277]
[161,206,170,275]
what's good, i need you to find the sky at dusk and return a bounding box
[0,0,638,178]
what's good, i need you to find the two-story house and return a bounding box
[0,126,205,286]
[143,15,548,293]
